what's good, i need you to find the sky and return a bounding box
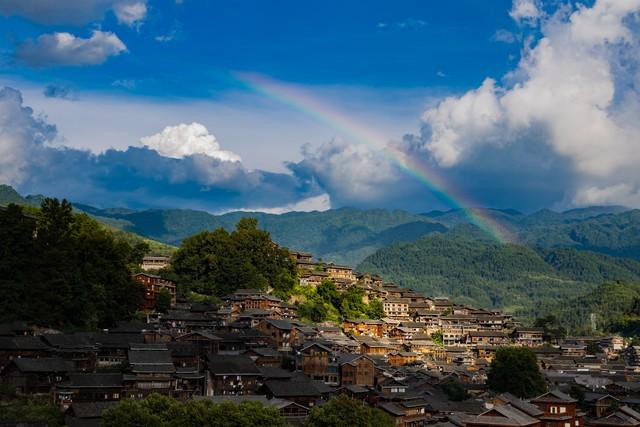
[0,0,639,214]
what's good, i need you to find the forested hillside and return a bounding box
[548,282,640,335]
[358,232,640,318]
[52,205,448,266]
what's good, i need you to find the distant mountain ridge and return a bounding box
[1,184,639,265]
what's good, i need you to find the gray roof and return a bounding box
[127,349,173,365]
[207,355,260,375]
[12,357,74,373]
[264,380,322,397]
[62,373,123,388]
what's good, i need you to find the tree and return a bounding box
[430,330,444,348]
[299,301,328,322]
[366,298,384,319]
[305,395,393,427]
[0,396,64,427]
[487,347,547,398]
[0,199,142,328]
[534,315,567,342]
[318,279,340,307]
[442,379,468,401]
[102,393,288,427]
[155,289,172,313]
[171,218,296,297]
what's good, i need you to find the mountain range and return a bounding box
[4,183,640,324]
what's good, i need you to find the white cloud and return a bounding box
[288,138,412,207]
[0,87,56,186]
[509,0,542,25]
[574,184,640,207]
[228,193,332,214]
[418,0,640,207]
[16,30,127,67]
[140,122,242,162]
[421,78,504,166]
[0,0,147,26]
[112,0,146,27]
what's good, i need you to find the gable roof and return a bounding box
[467,405,540,426]
[530,389,577,404]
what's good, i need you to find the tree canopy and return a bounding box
[0,200,143,328]
[304,395,393,427]
[487,346,547,398]
[170,218,296,297]
[101,393,289,427]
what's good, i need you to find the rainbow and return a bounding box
[233,72,514,243]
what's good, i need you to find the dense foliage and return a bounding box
[0,385,63,427]
[358,234,640,318]
[101,393,288,427]
[304,395,393,427]
[441,380,469,401]
[550,282,640,335]
[170,218,296,297]
[297,280,385,323]
[0,200,143,328]
[487,347,547,398]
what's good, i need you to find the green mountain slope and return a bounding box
[0,186,174,255]
[85,207,447,265]
[0,184,30,206]
[357,232,640,316]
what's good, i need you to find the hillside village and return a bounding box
[3,249,640,427]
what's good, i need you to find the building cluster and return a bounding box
[1,252,640,426]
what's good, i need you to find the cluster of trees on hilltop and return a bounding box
[545,281,640,336]
[169,218,297,297]
[296,280,385,323]
[0,200,143,328]
[102,394,393,427]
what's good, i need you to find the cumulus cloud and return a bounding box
[0,0,147,26]
[0,86,321,212]
[140,122,242,162]
[0,87,56,186]
[16,31,127,67]
[415,0,640,208]
[287,139,428,209]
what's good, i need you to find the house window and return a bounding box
[564,424,570,427]
[550,406,558,414]
[113,393,119,399]
[560,407,566,414]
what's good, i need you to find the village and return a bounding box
[1,250,640,427]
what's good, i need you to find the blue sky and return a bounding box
[0,0,638,213]
[2,1,520,94]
